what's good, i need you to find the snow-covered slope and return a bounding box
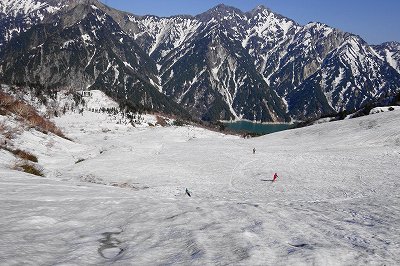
[1,103,400,264]
[370,105,400,114]
[80,90,119,110]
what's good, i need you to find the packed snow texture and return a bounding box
[370,106,400,114]
[1,108,400,264]
[80,90,119,110]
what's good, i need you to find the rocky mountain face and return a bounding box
[372,42,400,74]
[0,0,189,116]
[0,0,72,51]
[288,37,400,120]
[1,0,399,122]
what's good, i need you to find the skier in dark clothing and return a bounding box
[253,148,256,154]
[185,188,191,197]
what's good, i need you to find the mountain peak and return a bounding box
[213,3,236,10]
[196,4,245,22]
[378,41,400,47]
[253,5,268,12]
[303,21,334,32]
[246,5,296,26]
[248,4,270,15]
[202,3,243,15]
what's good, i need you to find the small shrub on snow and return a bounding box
[111,182,136,189]
[0,92,14,108]
[13,162,44,177]
[12,102,33,118]
[156,116,167,127]
[80,174,105,184]
[0,91,66,138]
[12,149,38,162]
[173,119,185,126]
[0,122,19,140]
[20,164,43,176]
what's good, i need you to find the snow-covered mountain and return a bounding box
[117,4,400,121]
[0,1,189,117]
[372,41,400,73]
[0,0,72,50]
[288,36,400,120]
[0,0,69,16]
[0,0,399,122]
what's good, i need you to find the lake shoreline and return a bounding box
[220,119,294,125]
[222,120,293,135]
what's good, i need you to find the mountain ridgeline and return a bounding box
[1,0,399,122]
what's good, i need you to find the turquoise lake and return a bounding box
[224,121,292,135]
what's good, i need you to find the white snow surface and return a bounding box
[0,0,63,16]
[1,107,400,264]
[370,106,400,114]
[81,90,119,110]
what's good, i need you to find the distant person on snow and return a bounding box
[273,173,279,182]
[185,188,191,197]
[253,148,256,154]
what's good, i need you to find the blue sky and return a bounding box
[100,0,400,44]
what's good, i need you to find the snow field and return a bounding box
[0,109,400,265]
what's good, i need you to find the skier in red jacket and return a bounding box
[273,173,278,182]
